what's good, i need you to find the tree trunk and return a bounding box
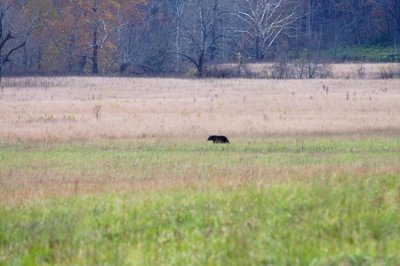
[255,36,260,60]
[78,55,87,74]
[197,51,204,77]
[175,22,182,72]
[119,63,128,74]
[174,0,183,73]
[92,24,99,74]
[0,65,3,91]
[209,30,217,61]
[395,0,400,48]
[67,35,75,73]
[208,0,218,61]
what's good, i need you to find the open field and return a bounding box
[1,76,400,265]
[0,76,400,141]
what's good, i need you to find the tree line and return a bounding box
[1,0,400,78]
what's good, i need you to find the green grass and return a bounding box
[323,45,400,62]
[1,138,398,178]
[1,138,400,265]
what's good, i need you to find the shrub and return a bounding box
[270,59,296,79]
[357,64,366,79]
[92,104,102,120]
[378,66,395,79]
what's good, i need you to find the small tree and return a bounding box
[0,5,27,87]
[176,0,227,77]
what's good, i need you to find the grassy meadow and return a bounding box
[1,74,400,265]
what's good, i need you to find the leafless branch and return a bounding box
[233,0,302,59]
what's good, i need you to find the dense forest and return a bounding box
[1,0,400,77]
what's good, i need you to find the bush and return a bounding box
[203,64,256,78]
[204,65,239,78]
[315,62,333,78]
[378,66,396,79]
[270,60,296,79]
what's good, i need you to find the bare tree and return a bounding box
[68,0,110,75]
[176,0,227,77]
[165,0,187,73]
[121,1,172,74]
[90,0,105,74]
[234,0,302,60]
[0,5,27,87]
[115,18,138,74]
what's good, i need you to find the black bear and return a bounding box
[207,135,230,144]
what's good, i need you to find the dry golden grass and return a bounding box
[0,76,399,141]
[331,63,400,79]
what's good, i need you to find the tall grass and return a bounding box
[1,77,400,142]
[1,138,399,265]
[1,175,399,265]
